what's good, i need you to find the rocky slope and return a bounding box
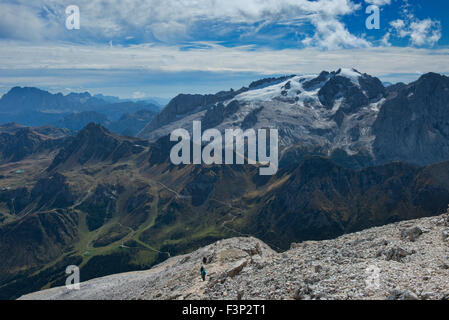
[0,125,71,163]
[47,123,148,171]
[20,212,449,300]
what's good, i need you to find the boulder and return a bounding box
[293,285,313,300]
[385,246,413,262]
[400,226,423,242]
[388,289,420,300]
[226,259,248,278]
[442,229,449,241]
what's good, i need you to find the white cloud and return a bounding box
[131,91,146,99]
[302,14,370,49]
[381,32,391,46]
[0,2,61,40]
[409,19,441,46]
[0,0,367,49]
[364,0,391,6]
[390,19,405,30]
[389,15,441,47]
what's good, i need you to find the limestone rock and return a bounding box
[388,289,420,300]
[385,246,413,262]
[401,226,423,242]
[442,229,449,242]
[226,259,248,278]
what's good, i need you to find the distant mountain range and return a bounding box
[1,69,449,299]
[93,93,170,107]
[0,87,163,131]
[54,109,157,136]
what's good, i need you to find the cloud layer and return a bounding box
[1,41,447,76]
[0,0,443,50]
[0,0,372,49]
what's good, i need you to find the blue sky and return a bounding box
[0,0,448,100]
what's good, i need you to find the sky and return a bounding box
[0,0,448,100]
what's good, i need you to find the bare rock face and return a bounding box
[373,73,449,166]
[19,213,449,300]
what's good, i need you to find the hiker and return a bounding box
[200,266,207,281]
[202,257,207,264]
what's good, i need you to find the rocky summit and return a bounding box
[20,211,449,300]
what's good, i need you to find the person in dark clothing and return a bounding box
[203,257,207,264]
[200,266,207,281]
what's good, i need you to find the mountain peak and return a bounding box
[416,72,449,84]
[79,122,112,136]
[66,92,92,99]
[248,75,296,90]
[334,68,362,85]
[4,86,50,97]
[48,123,147,171]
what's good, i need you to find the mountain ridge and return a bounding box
[138,69,449,169]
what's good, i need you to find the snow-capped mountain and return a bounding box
[231,68,385,155]
[138,69,449,168]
